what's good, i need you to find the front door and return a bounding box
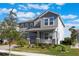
[29,32,37,44]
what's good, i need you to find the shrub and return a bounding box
[60,37,72,45]
[56,45,66,52]
[39,43,46,49]
[48,44,69,53]
[16,39,27,47]
[52,44,58,48]
[38,43,52,49]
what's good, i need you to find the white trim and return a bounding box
[43,17,55,26]
[39,11,49,18]
[39,10,58,18]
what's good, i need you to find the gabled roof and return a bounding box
[18,20,34,24]
[18,10,65,27]
[34,10,65,27]
[34,10,59,21]
[58,15,65,27]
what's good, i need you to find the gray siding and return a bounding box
[40,17,58,28]
[34,12,58,29]
[19,22,34,29]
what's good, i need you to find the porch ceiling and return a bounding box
[25,27,56,32]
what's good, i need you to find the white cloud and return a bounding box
[18,17,29,22]
[65,23,79,27]
[0,8,17,14]
[18,5,27,10]
[27,4,49,10]
[64,26,71,37]
[0,8,9,13]
[57,7,61,9]
[61,14,77,19]
[25,12,35,18]
[72,19,79,22]
[12,9,17,13]
[36,12,40,15]
[56,3,65,5]
[64,23,79,37]
[17,11,42,22]
[9,3,15,5]
[17,12,35,18]
[17,11,37,22]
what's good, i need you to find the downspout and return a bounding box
[57,28,58,44]
[56,28,58,45]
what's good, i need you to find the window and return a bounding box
[45,32,49,39]
[44,19,48,25]
[21,23,24,28]
[24,23,28,27]
[30,23,34,28]
[50,17,54,25]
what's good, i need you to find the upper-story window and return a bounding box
[44,19,48,25]
[44,17,55,26]
[24,23,28,27]
[20,23,24,28]
[30,23,34,28]
[50,17,55,25]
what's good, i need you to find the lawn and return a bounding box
[12,45,50,54]
[12,45,79,56]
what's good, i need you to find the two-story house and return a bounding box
[18,11,65,45]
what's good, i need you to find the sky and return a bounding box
[0,3,79,37]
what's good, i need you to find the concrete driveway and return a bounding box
[0,44,18,50]
[0,50,53,56]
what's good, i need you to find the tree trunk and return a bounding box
[9,43,11,56]
[8,39,12,56]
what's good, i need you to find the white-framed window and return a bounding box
[44,18,48,25]
[30,23,34,28]
[43,17,55,26]
[44,32,49,40]
[20,23,24,28]
[24,23,28,27]
[50,17,55,25]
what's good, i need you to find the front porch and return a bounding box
[27,30,58,44]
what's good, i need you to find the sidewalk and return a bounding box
[0,50,53,56]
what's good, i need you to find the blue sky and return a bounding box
[0,3,79,37]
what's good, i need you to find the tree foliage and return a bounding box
[69,26,78,45]
[60,37,72,45]
[0,9,17,40]
[0,9,27,47]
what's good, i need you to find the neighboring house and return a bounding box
[71,30,79,48]
[18,11,65,44]
[72,30,79,43]
[75,30,79,43]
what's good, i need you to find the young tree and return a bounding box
[69,26,78,45]
[0,9,27,55]
[0,9,18,55]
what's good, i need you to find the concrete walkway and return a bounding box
[0,45,53,56]
[0,50,53,56]
[0,44,17,50]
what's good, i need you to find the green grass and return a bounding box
[13,45,49,54]
[12,40,79,56]
[12,45,79,56]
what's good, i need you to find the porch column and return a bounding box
[27,32,30,44]
[36,31,40,43]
